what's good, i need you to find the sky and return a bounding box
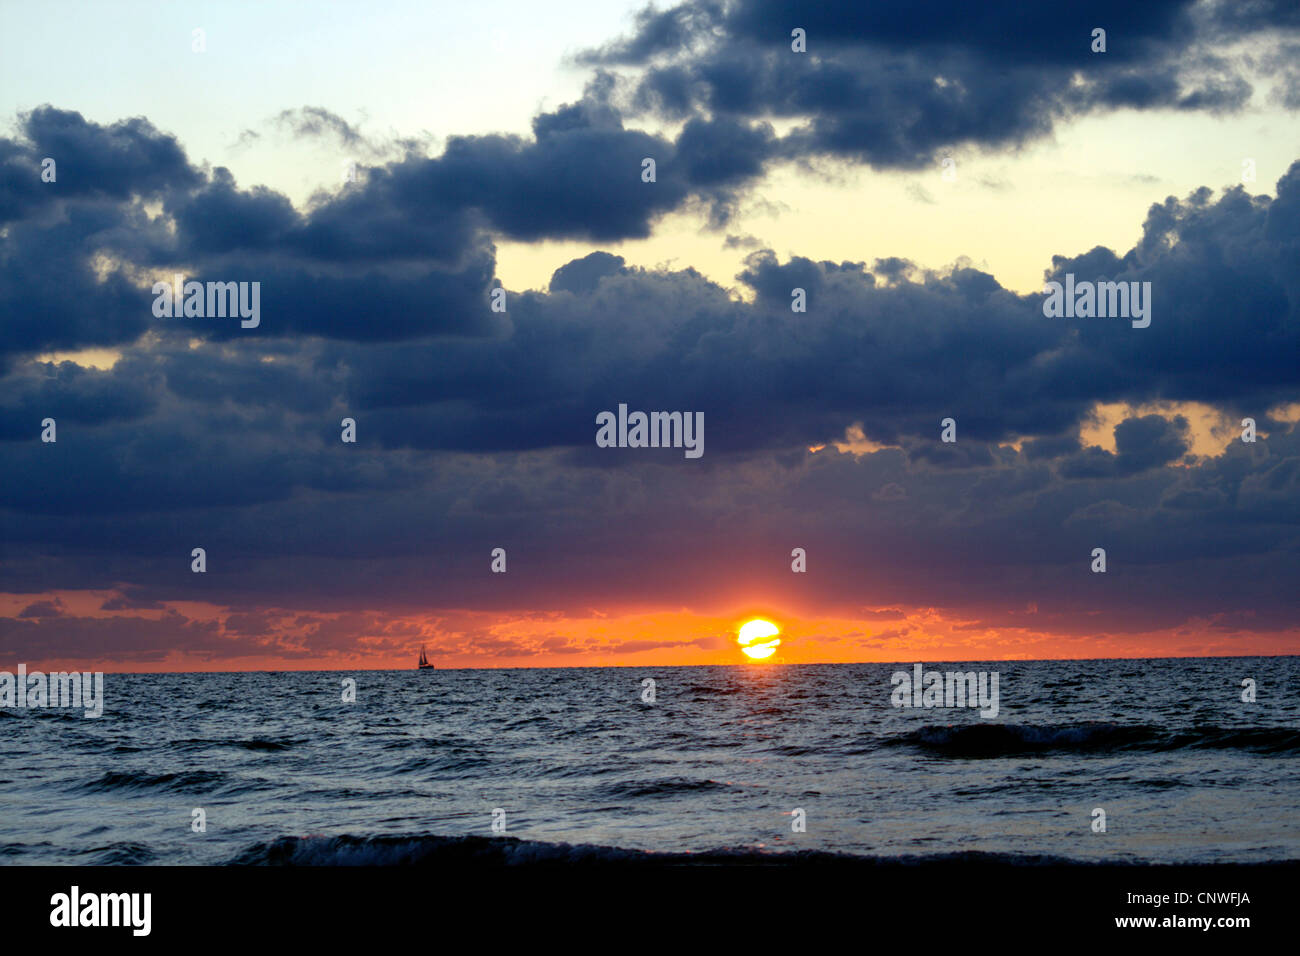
[1,0,1299,670]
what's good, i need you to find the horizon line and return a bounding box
[7,651,1297,676]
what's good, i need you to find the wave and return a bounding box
[588,777,746,799]
[238,739,295,752]
[389,754,494,775]
[0,841,56,856]
[230,833,1300,868]
[229,833,1090,867]
[78,842,159,865]
[172,737,297,753]
[74,769,231,794]
[889,723,1300,756]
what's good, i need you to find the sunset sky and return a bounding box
[2,0,1299,670]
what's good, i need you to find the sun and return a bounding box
[737,619,781,660]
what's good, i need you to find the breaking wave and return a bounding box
[228,833,1088,867]
[890,723,1300,756]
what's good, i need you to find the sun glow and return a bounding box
[737,619,781,660]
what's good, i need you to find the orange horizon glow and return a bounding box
[3,589,1298,673]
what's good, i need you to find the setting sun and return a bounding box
[737,619,781,660]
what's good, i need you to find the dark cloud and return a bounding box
[0,106,200,224]
[0,361,158,440]
[549,251,628,294]
[99,588,166,611]
[1,94,1298,657]
[0,609,259,663]
[4,157,1299,462]
[584,1,1295,169]
[1058,415,1192,479]
[171,167,301,256]
[262,91,778,253]
[1114,414,1192,472]
[17,599,63,619]
[0,96,797,366]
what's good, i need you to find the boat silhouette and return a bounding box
[418,646,435,670]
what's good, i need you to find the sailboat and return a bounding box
[417,646,435,670]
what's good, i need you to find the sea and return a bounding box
[1,657,1297,866]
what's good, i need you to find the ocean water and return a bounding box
[1,658,1297,865]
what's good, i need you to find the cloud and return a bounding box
[0,106,200,225]
[549,251,629,294]
[17,599,63,619]
[2,99,1298,658]
[274,106,368,149]
[582,0,1297,169]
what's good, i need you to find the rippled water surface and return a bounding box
[1,658,1297,864]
